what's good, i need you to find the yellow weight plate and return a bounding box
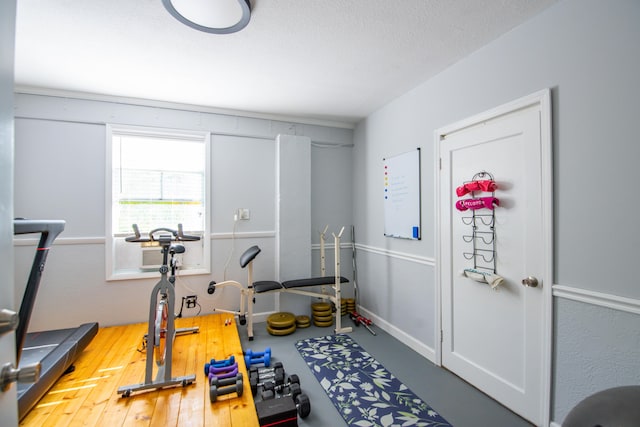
[296,318,311,328]
[312,308,332,316]
[311,302,331,311]
[267,312,296,328]
[313,319,334,327]
[267,323,297,336]
[313,314,333,322]
[295,315,310,324]
[313,314,332,321]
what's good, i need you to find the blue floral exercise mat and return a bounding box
[295,334,452,427]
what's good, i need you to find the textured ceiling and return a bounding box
[14,0,557,125]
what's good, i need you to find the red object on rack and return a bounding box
[349,311,376,335]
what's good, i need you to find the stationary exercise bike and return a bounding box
[118,224,200,397]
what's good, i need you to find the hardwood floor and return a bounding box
[19,314,257,427]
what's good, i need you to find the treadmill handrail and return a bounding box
[14,219,65,248]
[14,219,66,361]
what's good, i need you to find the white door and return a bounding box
[436,90,552,426]
[1,0,18,424]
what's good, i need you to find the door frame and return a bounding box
[434,89,553,425]
[0,0,17,424]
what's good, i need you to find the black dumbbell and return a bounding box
[209,373,243,403]
[276,376,310,419]
[295,393,311,418]
[249,362,285,395]
[250,361,284,379]
[250,370,285,395]
[261,385,311,419]
[261,381,301,400]
[274,374,300,393]
[266,373,301,400]
[259,380,277,400]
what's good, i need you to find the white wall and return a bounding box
[13,93,353,332]
[353,0,640,424]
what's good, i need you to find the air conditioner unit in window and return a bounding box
[141,247,163,271]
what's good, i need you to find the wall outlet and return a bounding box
[185,295,197,309]
[238,208,250,220]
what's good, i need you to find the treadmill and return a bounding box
[14,219,99,420]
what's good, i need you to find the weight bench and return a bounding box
[211,228,352,340]
[252,276,349,294]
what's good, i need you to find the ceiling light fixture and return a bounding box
[162,0,252,34]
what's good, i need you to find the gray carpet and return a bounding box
[239,316,533,427]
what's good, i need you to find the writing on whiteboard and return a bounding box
[383,148,421,240]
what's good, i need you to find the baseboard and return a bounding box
[249,307,438,365]
[252,305,438,364]
[249,311,273,324]
[357,306,437,364]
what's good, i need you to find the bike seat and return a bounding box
[170,244,185,254]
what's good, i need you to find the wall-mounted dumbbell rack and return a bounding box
[458,171,498,274]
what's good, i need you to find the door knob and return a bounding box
[0,309,19,335]
[1,362,41,392]
[521,276,539,288]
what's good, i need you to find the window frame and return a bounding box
[105,124,211,281]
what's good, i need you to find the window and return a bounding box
[106,125,210,280]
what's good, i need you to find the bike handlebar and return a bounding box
[124,224,201,243]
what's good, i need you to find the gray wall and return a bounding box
[352,0,640,424]
[13,94,353,331]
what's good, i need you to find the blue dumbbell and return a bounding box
[244,347,271,367]
[204,355,235,375]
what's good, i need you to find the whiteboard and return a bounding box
[383,148,421,239]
